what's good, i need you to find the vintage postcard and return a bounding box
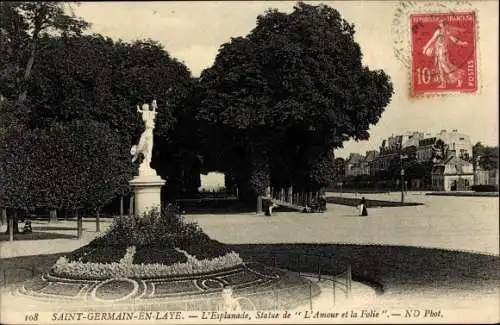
[0,1,498,324]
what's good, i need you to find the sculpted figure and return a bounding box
[131,100,158,169]
[220,286,242,312]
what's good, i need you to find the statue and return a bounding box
[131,100,158,173]
[219,286,242,311]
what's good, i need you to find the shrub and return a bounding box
[65,206,238,264]
[66,245,127,264]
[471,184,498,192]
[133,246,188,265]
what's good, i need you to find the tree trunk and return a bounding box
[119,196,124,217]
[18,27,39,104]
[95,209,101,232]
[6,209,20,236]
[49,209,57,223]
[129,194,134,216]
[76,209,83,239]
[256,195,262,214]
[1,208,6,226]
[8,217,14,241]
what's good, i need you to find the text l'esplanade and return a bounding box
[411,15,474,24]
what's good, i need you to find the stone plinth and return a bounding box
[129,167,165,217]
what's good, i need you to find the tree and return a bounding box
[20,35,194,198]
[0,119,133,235]
[40,120,134,234]
[473,142,499,171]
[0,123,44,234]
[197,2,393,200]
[334,157,345,177]
[0,2,89,103]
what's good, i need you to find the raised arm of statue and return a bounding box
[152,100,157,112]
[137,105,143,113]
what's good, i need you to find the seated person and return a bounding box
[23,219,32,234]
[263,198,278,216]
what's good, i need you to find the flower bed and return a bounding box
[51,248,243,280]
[50,208,245,279]
[65,208,234,264]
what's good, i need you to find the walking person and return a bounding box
[358,197,368,216]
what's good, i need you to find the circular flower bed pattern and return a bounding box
[16,209,320,310]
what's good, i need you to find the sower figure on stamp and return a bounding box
[422,20,468,89]
[131,100,158,170]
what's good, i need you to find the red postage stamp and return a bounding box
[410,12,477,96]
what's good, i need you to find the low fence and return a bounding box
[270,188,324,208]
[246,252,352,305]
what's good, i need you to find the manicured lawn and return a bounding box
[228,243,499,295]
[0,231,76,242]
[426,192,499,197]
[326,196,423,207]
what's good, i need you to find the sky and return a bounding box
[73,1,499,158]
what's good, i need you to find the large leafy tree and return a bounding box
[198,2,393,199]
[0,120,133,233]
[473,142,499,171]
[38,120,133,211]
[24,36,184,136]
[159,78,203,197]
[23,35,194,197]
[0,2,89,104]
[334,157,345,177]
[0,123,42,233]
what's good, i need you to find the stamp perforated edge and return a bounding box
[392,1,482,99]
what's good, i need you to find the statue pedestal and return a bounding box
[129,166,165,217]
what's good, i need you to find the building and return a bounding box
[344,151,380,177]
[474,156,499,188]
[344,153,365,177]
[417,129,472,162]
[363,150,379,175]
[431,155,474,191]
[474,169,499,187]
[368,129,474,190]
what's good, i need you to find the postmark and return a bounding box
[410,12,477,96]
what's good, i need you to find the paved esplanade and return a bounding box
[1,193,498,258]
[186,193,499,256]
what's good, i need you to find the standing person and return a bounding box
[318,192,327,212]
[358,197,368,216]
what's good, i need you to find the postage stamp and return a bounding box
[410,12,477,96]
